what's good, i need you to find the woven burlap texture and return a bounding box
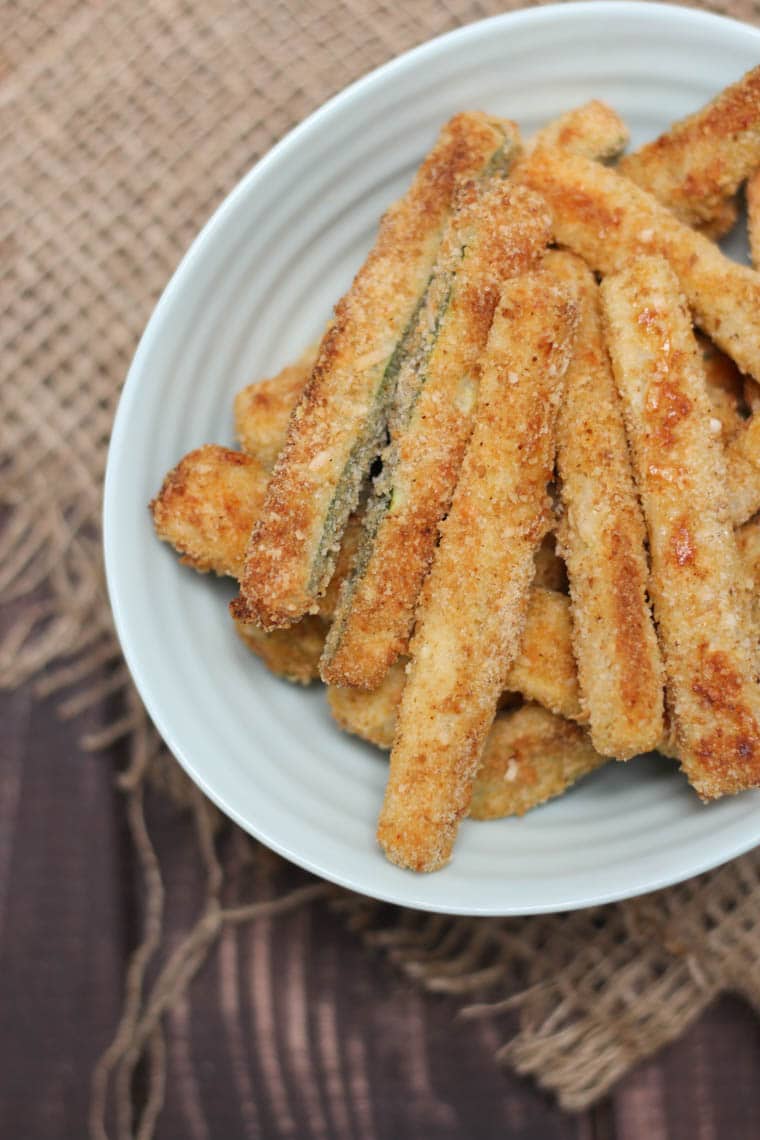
[3,2,760,1136]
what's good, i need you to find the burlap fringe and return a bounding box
[4,2,760,1137]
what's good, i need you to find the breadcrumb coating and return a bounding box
[377,272,577,872]
[234,615,327,685]
[528,99,628,160]
[747,167,760,269]
[619,66,760,231]
[508,587,583,723]
[150,445,266,578]
[516,146,760,380]
[601,255,760,799]
[549,251,664,759]
[469,705,608,820]
[726,414,760,526]
[234,345,316,469]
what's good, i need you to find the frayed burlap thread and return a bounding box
[3,2,760,1136]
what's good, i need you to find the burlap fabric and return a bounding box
[3,1,760,1136]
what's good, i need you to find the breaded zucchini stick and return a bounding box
[237,113,521,629]
[619,66,760,232]
[235,615,327,685]
[469,705,608,820]
[328,661,408,749]
[516,147,760,380]
[549,251,664,758]
[377,273,577,872]
[601,256,760,799]
[321,183,552,689]
[151,445,267,578]
[234,345,316,468]
[529,99,628,160]
[747,168,760,269]
[507,587,582,722]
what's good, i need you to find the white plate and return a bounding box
[105,1,760,915]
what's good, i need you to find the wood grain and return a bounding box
[1,681,760,1139]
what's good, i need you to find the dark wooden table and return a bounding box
[2,681,760,1140]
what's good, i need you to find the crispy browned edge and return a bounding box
[469,705,608,819]
[529,99,629,160]
[600,254,760,799]
[619,66,760,230]
[234,345,317,469]
[150,445,266,578]
[748,167,760,269]
[549,251,664,758]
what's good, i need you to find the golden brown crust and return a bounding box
[508,587,583,722]
[600,255,760,799]
[234,615,327,684]
[321,182,553,689]
[327,661,407,749]
[696,332,746,439]
[619,66,760,230]
[377,273,577,872]
[234,345,316,469]
[150,445,267,578]
[548,251,664,758]
[529,100,629,160]
[469,705,608,819]
[725,413,760,527]
[748,167,760,269]
[515,146,760,380]
[237,114,521,630]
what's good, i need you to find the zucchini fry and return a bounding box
[151,445,266,578]
[516,146,760,380]
[469,705,608,820]
[321,182,553,689]
[748,168,760,269]
[234,345,316,469]
[619,66,760,233]
[549,251,664,758]
[601,256,760,799]
[508,587,582,722]
[377,273,577,872]
[328,661,408,749]
[236,113,521,629]
[529,100,628,160]
[235,616,327,685]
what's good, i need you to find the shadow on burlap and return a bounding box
[3,2,760,1136]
